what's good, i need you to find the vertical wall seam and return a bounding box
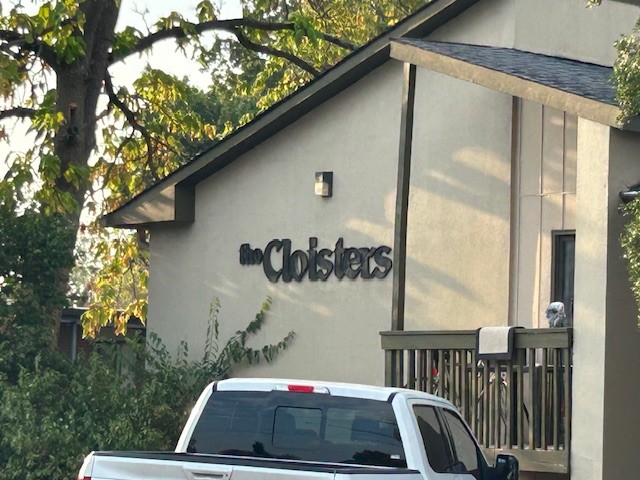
[537,105,545,328]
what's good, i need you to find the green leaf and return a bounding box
[196,1,217,22]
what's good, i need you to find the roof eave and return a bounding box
[389,40,640,132]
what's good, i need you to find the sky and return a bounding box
[0,0,243,176]
[112,0,243,87]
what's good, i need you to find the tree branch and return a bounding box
[103,72,153,167]
[0,29,59,68]
[318,33,356,51]
[231,28,320,76]
[0,107,37,120]
[0,29,25,44]
[110,18,355,66]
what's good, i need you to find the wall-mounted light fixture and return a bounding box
[315,171,333,197]
[620,182,640,204]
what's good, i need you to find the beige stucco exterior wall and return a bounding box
[144,9,640,475]
[429,0,516,46]
[571,120,640,480]
[568,119,608,480]
[404,70,513,331]
[401,0,519,331]
[513,0,638,66]
[145,0,526,385]
[431,0,636,66]
[512,101,577,328]
[148,61,403,386]
[401,0,632,332]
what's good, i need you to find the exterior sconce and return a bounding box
[620,182,640,204]
[315,171,333,197]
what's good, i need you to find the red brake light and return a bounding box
[287,384,315,393]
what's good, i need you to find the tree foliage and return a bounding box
[0,205,75,383]
[611,28,640,122]
[0,0,425,336]
[0,297,294,480]
[0,186,294,480]
[620,200,640,325]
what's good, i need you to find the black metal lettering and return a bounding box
[263,240,283,283]
[281,239,292,282]
[308,237,318,281]
[290,250,309,281]
[316,249,333,281]
[334,238,345,279]
[343,248,362,279]
[359,247,376,279]
[244,238,391,283]
[372,246,393,279]
[239,243,251,265]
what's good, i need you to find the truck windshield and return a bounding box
[187,391,406,468]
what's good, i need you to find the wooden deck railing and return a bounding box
[381,328,573,474]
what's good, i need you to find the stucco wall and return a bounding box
[146,0,525,385]
[513,0,637,66]
[403,70,513,331]
[148,61,403,385]
[145,0,640,399]
[429,0,516,46]
[398,0,518,332]
[432,0,637,67]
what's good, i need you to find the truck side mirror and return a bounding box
[495,454,519,480]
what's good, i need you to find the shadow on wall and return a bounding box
[419,145,511,219]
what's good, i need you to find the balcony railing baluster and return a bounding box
[380,327,573,474]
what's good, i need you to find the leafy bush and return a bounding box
[621,199,640,326]
[0,206,76,383]
[0,298,294,480]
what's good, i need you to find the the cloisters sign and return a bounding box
[239,237,392,283]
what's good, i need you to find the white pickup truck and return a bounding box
[78,378,518,480]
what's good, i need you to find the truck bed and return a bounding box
[89,451,422,480]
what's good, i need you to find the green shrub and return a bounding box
[0,298,294,480]
[621,199,640,326]
[0,206,76,383]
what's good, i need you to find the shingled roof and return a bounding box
[389,39,635,130]
[396,39,617,105]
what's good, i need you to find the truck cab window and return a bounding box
[414,406,484,479]
[189,391,406,467]
[441,409,482,479]
[413,405,452,473]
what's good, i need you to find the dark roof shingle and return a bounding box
[395,39,616,106]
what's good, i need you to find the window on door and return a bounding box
[413,405,451,473]
[440,409,480,477]
[413,405,484,479]
[551,231,575,323]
